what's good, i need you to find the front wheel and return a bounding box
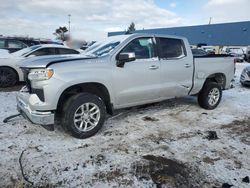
[198,82,222,110]
[62,93,106,139]
[0,67,18,87]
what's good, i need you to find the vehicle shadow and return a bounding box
[107,96,198,121]
[0,82,25,92]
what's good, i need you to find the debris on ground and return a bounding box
[205,131,219,140]
[242,176,249,183]
[142,116,159,122]
[221,183,233,188]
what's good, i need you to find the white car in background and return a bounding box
[0,44,80,87]
[245,46,250,62]
[223,47,245,62]
[0,49,10,56]
[200,46,216,54]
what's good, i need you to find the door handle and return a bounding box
[184,64,191,68]
[149,65,159,70]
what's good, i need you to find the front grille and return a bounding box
[21,68,31,93]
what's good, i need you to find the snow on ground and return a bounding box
[0,63,250,187]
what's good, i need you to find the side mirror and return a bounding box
[116,52,136,67]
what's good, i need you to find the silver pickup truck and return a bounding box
[17,34,235,138]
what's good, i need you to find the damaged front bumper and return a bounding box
[17,87,55,125]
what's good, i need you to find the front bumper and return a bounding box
[17,87,55,125]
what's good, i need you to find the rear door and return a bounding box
[113,37,162,107]
[157,37,193,98]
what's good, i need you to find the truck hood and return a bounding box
[19,54,97,68]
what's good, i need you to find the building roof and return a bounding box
[108,21,250,46]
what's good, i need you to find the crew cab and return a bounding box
[17,34,235,138]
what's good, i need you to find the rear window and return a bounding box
[158,38,186,59]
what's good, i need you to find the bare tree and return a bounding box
[53,26,69,41]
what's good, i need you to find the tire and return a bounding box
[198,82,222,110]
[0,67,18,87]
[61,93,106,139]
[241,82,246,87]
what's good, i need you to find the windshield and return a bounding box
[12,45,41,57]
[85,35,129,57]
[84,42,102,53]
[91,41,120,56]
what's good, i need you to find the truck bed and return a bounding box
[190,55,235,95]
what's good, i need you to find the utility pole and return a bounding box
[68,14,71,36]
[209,17,212,25]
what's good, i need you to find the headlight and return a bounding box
[28,69,54,81]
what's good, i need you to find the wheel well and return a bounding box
[206,73,226,89]
[0,66,19,81]
[57,83,113,115]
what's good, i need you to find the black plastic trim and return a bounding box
[32,88,45,102]
[194,54,233,58]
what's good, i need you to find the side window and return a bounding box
[30,48,56,56]
[7,40,24,49]
[121,38,155,59]
[158,38,186,59]
[0,39,5,48]
[58,48,80,55]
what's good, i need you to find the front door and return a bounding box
[113,37,162,108]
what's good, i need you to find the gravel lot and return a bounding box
[0,63,249,187]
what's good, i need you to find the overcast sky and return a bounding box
[0,0,249,41]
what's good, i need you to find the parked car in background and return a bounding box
[81,41,96,50]
[201,46,216,54]
[0,49,10,56]
[17,33,235,139]
[38,39,63,45]
[224,47,245,62]
[191,48,208,57]
[240,66,250,86]
[245,46,250,62]
[0,36,64,53]
[0,36,41,53]
[0,44,80,87]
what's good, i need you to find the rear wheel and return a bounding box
[198,82,222,110]
[0,67,18,87]
[61,93,106,139]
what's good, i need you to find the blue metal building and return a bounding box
[108,21,250,46]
